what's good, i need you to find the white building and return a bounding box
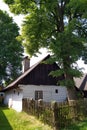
[3,55,68,112]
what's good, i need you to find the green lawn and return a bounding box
[0,107,52,130]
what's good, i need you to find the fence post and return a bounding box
[22,98,27,111]
[29,98,35,115]
[22,98,24,111]
[37,99,43,118]
[52,102,59,130]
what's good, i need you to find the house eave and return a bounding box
[2,55,51,92]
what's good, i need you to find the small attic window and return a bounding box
[18,92,19,96]
[1,93,3,96]
[55,89,58,94]
[14,90,15,94]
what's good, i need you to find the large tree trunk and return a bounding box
[63,58,78,101]
[67,88,77,101]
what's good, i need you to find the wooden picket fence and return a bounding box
[22,98,87,130]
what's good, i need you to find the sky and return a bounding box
[0,0,48,65]
[0,0,87,72]
[0,0,23,28]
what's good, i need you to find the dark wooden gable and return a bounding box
[79,74,87,98]
[20,62,63,85]
[79,75,87,90]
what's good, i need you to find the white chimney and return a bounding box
[22,56,30,73]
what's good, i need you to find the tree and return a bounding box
[0,10,23,85]
[4,0,87,88]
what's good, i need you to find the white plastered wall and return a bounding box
[20,85,68,102]
[4,90,23,112]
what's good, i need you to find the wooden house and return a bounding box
[2,55,68,112]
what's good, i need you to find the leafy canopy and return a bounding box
[4,0,87,87]
[0,10,23,85]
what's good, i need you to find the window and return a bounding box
[14,90,15,94]
[1,94,3,96]
[35,90,43,100]
[55,89,58,93]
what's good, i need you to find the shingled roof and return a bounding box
[74,73,87,91]
[3,54,86,92]
[2,55,51,91]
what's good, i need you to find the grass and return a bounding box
[1,106,87,130]
[61,119,87,130]
[0,107,52,130]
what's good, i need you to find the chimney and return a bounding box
[0,85,3,91]
[22,56,30,73]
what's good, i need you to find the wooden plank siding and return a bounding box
[2,55,65,93]
[19,63,64,85]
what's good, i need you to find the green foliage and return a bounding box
[4,0,87,87]
[39,108,53,126]
[0,10,23,85]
